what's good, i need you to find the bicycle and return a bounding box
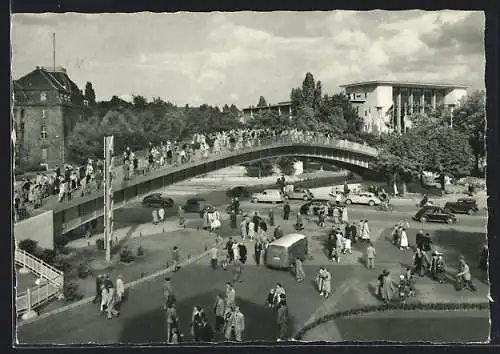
[377,201,393,212]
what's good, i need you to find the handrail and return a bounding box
[16,283,60,315]
[15,249,64,288]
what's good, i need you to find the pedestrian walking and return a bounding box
[240,218,247,240]
[163,277,176,306]
[92,274,104,304]
[283,202,291,221]
[456,256,476,291]
[230,210,237,229]
[152,209,159,225]
[273,225,284,240]
[276,299,289,341]
[225,282,236,313]
[317,267,331,299]
[200,316,215,342]
[165,302,178,343]
[213,293,226,334]
[172,246,180,272]
[399,227,409,250]
[210,247,218,270]
[248,220,255,241]
[232,258,243,282]
[430,251,446,283]
[361,219,371,241]
[268,208,275,227]
[335,233,343,264]
[105,283,120,319]
[254,241,263,265]
[158,207,165,222]
[226,237,235,263]
[413,248,427,276]
[115,274,125,304]
[225,306,245,342]
[366,242,376,269]
[381,270,395,304]
[178,206,185,226]
[190,306,205,342]
[99,284,108,313]
[295,212,304,231]
[295,257,306,282]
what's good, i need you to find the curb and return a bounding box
[17,241,223,327]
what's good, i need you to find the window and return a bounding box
[40,92,47,101]
[41,109,47,118]
[41,148,48,162]
[40,125,48,139]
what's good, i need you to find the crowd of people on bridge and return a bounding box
[13,128,363,223]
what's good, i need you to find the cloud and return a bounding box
[11,11,485,107]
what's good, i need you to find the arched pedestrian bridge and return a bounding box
[22,136,380,239]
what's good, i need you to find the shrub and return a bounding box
[52,256,71,272]
[120,246,134,263]
[137,245,145,257]
[54,234,70,251]
[96,238,105,250]
[77,263,89,279]
[36,249,56,265]
[18,239,38,255]
[63,281,83,302]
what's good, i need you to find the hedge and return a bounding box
[294,301,490,340]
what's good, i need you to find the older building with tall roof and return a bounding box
[12,66,87,169]
[339,80,468,134]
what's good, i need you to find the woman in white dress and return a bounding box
[248,221,255,241]
[399,227,409,250]
[361,219,371,241]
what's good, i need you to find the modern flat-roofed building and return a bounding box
[339,81,468,134]
[12,66,87,169]
[241,101,292,123]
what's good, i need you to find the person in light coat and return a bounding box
[213,293,226,333]
[247,220,255,241]
[361,219,371,241]
[317,267,332,298]
[100,284,108,313]
[225,282,236,314]
[116,274,125,304]
[106,285,120,319]
[225,306,245,342]
[240,218,248,240]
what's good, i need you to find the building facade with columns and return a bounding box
[12,66,87,169]
[339,81,468,134]
[241,101,292,123]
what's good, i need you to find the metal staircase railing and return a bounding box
[15,249,64,316]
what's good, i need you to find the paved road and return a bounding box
[17,256,355,344]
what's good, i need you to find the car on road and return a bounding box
[412,206,457,224]
[142,193,174,209]
[284,188,314,201]
[183,198,214,215]
[251,189,285,204]
[443,198,479,215]
[226,186,250,199]
[343,192,381,207]
[300,200,336,216]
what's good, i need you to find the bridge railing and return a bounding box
[18,134,378,220]
[16,283,61,316]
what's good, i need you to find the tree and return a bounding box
[257,96,268,108]
[84,82,96,105]
[245,159,274,178]
[329,93,364,134]
[133,95,148,109]
[302,72,316,108]
[313,81,322,110]
[290,87,303,115]
[451,90,486,174]
[278,157,295,176]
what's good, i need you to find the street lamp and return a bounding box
[55,135,65,167]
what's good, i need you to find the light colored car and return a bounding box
[284,188,314,201]
[331,183,362,195]
[343,192,381,206]
[251,189,285,203]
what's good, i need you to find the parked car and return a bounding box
[412,206,457,224]
[331,183,362,195]
[251,189,285,204]
[142,193,174,208]
[300,200,336,216]
[226,186,250,199]
[443,198,479,215]
[183,198,214,214]
[343,192,381,207]
[284,188,314,201]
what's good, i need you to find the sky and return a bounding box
[11,11,485,108]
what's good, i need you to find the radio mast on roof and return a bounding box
[52,33,56,71]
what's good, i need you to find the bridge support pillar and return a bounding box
[21,310,38,321]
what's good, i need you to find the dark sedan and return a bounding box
[443,198,479,215]
[183,198,214,215]
[226,186,250,199]
[300,200,338,216]
[142,193,174,209]
[412,206,457,224]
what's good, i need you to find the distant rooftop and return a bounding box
[37,66,67,74]
[339,80,468,89]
